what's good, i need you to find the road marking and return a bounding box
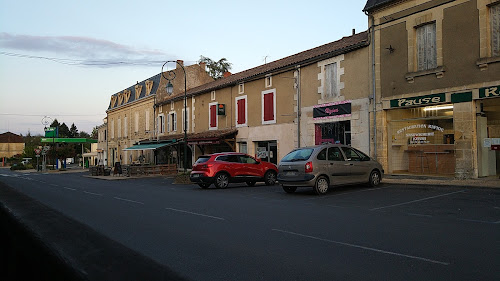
[62,187,76,191]
[370,190,466,211]
[306,186,391,200]
[113,197,144,205]
[457,218,500,225]
[50,183,59,187]
[407,213,433,218]
[165,207,225,221]
[83,191,103,196]
[272,229,450,266]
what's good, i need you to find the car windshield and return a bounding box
[281,148,314,162]
[195,156,210,164]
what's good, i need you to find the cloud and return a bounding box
[0,32,170,67]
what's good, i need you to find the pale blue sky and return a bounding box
[0,0,368,136]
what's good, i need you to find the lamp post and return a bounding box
[161,61,188,173]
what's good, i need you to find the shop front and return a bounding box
[387,94,456,176]
[476,85,500,178]
[313,100,352,146]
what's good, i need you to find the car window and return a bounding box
[195,156,210,164]
[238,155,258,164]
[341,147,362,161]
[328,147,344,161]
[281,148,314,162]
[317,148,327,160]
[352,148,371,161]
[216,155,239,162]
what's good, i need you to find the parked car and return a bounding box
[190,152,278,189]
[277,144,383,195]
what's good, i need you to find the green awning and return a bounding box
[41,138,97,143]
[123,142,175,151]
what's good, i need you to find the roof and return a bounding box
[363,0,397,12]
[0,132,23,143]
[107,73,161,111]
[161,31,369,103]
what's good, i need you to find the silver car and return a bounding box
[277,144,384,195]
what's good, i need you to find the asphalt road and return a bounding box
[1,168,499,281]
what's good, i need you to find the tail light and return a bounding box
[305,162,313,173]
[201,164,213,169]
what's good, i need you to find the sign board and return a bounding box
[217,104,226,115]
[44,127,58,138]
[479,85,500,99]
[390,93,446,108]
[313,101,352,120]
[34,149,41,155]
[491,145,500,151]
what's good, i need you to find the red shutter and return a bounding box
[264,92,274,121]
[237,99,246,124]
[210,105,217,128]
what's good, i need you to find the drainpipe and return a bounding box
[369,13,377,159]
[295,65,301,148]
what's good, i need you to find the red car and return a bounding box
[190,152,278,189]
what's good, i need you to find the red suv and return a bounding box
[190,152,278,189]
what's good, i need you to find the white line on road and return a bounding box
[113,197,144,205]
[62,187,76,191]
[50,183,59,187]
[305,186,392,200]
[83,191,103,196]
[272,229,450,266]
[165,207,225,221]
[370,190,466,211]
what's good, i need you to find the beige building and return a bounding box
[0,132,24,159]
[364,0,500,178]
[155,32,371,168]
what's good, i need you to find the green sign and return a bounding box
[390,93,446,108]
[451,91,472,103]
[41,138,97,143]
[217,104,226,115]
[479,85,500,99]
[44,127,57,138]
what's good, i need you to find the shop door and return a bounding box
[256,141,278,165]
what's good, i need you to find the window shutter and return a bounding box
[417,25,426,71]
[426,23,437,69]
[237,99,246,124]
[173,113,177,132]
[492,4,500,56]
[325,63,337,98]
[166,115,170,132]
[264,92,274,121]
[210,104,217,128]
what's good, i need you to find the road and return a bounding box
[0,168,499,280]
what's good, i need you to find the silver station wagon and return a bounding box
[277,144,384,195]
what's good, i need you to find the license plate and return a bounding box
[285,171,297,176]
[191,174,200,178]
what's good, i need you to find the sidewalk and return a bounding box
[383,174,500,188]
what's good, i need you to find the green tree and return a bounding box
[198,55,232,80]
[58,123,70,138]
[69,123,79,137]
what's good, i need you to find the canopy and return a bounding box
[123,142,174,151]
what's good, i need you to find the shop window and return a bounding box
[492,3,500,56]
[315,121,351,145]
[262,89,276,124]
[239,142,247,154]
[416,23,437,71]
[236,96,247,127]
[209,102,218,130]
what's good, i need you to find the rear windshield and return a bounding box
[281,148,314,162]
[195,156,210,164]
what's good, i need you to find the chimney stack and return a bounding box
[352,29,356,35]
[223,72,232,78]
[176,60,184,68]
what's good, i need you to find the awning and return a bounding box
[123,142,174,151]
[82,152,98,157]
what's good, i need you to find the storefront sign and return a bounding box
[390,93,445,108]
[397,124,444,135]
[313,101,351,120]
[479,85,500,99]
[188,140,220,145]
[217,104,226,115]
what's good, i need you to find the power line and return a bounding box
[0,113,106,117]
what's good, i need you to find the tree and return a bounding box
[198,55,232,80]
[59,123,70,138]
[90,126,98,139]
[69,123,79,138]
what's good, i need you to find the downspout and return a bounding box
[295,65,301,148]
[367,12,377,159]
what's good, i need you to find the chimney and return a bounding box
[176,60,184,68]
[352,29,356,35]
[199,61,206,69]
[223,72,232,78]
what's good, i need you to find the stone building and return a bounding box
[0,132,25,159]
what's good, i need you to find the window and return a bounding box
[134,112,139,133]
[239,83,244,94]
[104,129,107,141]
[216,155,238,162]
[167,112,177,132]
[170,101,174,110]
[341,147,362,161]
[262,89,276,124]
[492,3,500,56]
[236,96,247,127]
[211,91,216,101]
[158,114,165,134]
[324,63,338,98]
[239,142,247,154]
[328,147,344,161]
[209,102,218,129]
[317,148,327,160]
[117,118,121,138]
[265,76,272,88]
[416,23,437,71]
[145,110,150,131]
[124,116,128,137]
[182,108,189,132]
[110,119,114,139]
[238,155,257,164]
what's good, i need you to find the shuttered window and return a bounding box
[324,62,338,98]
[263,92,274,122]
[236,97,246,125]
[416,23,437,71]
[492,3,500,57]
[209,103,217,129]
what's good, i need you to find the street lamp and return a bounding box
[161,61,188,173]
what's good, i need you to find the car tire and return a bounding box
[214,173,230,189]
[264,171,277,186]
[368,170,381,187]
[198,183,211,189]
[282,185,297,193]
[313,176,329,195]
[246,181,256,186]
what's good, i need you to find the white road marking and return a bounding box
[272,229,450,266]
[457,218,500,224]
[165,207,225,221]
[370,190,466,211]
[407,213,433,218]
[50,184,59,187]
[113,197,144,205]
[83,191,103,196]
[62,187,76,191]
[306,186,391,200]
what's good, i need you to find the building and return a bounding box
[96,120,107,165]
[155,31,371,168]
[0,132,24,159]
[364,0,500,178]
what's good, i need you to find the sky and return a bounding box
[0,0,368,136]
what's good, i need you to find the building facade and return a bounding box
[0,132,25,158]
[364,0,500,178]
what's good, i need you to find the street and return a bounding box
[0,168,499,281]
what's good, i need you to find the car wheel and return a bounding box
[246,181,256,186]
[198,183,210,189]
[264,171,277,186]
[214,173,229,189]
[313,176,329,195]
[369,170,381,187]
[282,185,297,193]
